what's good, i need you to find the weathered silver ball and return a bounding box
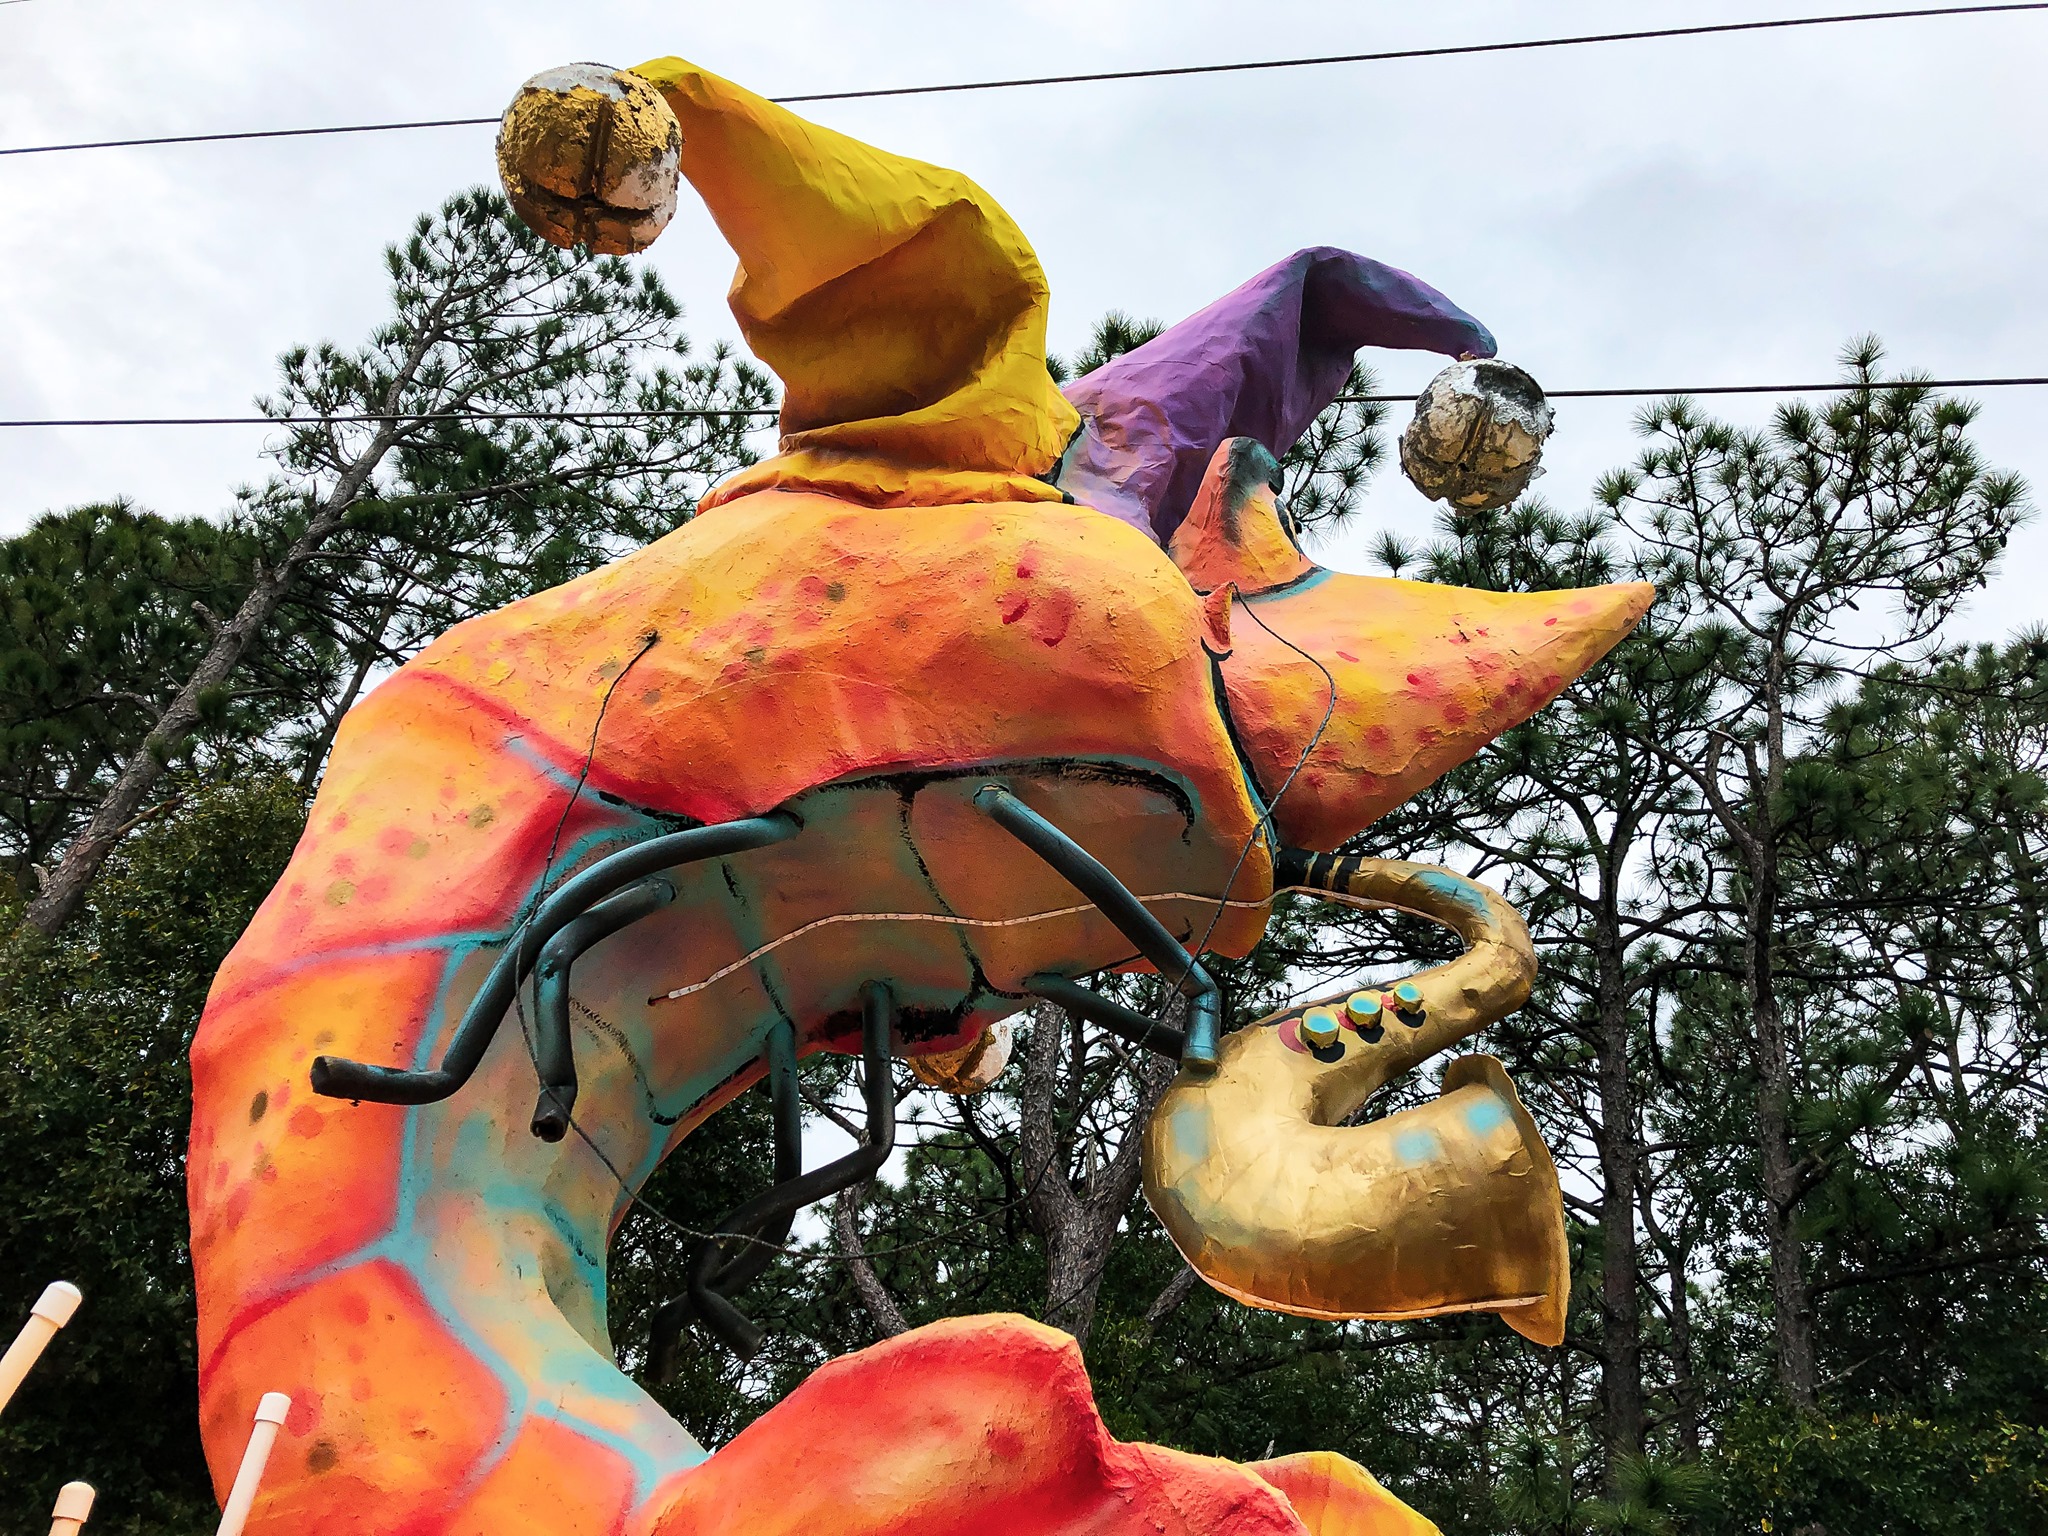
[1399,360,1554,512]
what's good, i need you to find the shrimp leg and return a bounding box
[1017,974,1188,1059]
[651,981,899,1366]
[529,877,679,1141]
[971,785,1224,1068]
[309,810,801,1105]
[645,1018,800,1376]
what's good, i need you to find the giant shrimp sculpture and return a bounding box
[187,57,1651,1536]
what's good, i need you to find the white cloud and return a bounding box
[2,0,2041,640]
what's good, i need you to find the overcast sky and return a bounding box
[3,0,2043,643]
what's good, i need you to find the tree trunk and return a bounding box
[296,578,412,794]
[1138,1266,1198,1342]
[24,426,400,937]
[1591,894,1645,1475]
[1746,648,1818,1409]
[1700,660,1818,1411]
[833,1181,908,1340]
[1017,1000,1175,1347]
[1666,1247,1702,1461]
[1753,976,1817,1406]
[23,266,463,936]
[1558,1345,1577,1534]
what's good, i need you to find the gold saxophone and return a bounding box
[1143,855,1567,1345]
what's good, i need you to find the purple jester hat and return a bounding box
[1053,246,1497,544]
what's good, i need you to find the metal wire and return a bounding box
[7,377,2047,430]
[488,623,1063,1275]
[0,409,784,428]
[4,5,2041,158]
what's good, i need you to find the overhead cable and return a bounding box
[3,5,2043,158]
[6,377,2047,429]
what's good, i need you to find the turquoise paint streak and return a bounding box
[1169,1103,1211,1173]
[1415,867,1491,917]
[380,816,709,1500]
[1464,1095,1510,1136]
[1394,1127,1442,1165]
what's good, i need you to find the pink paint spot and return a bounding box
[340,1293,371,1328]
[795,574,828,601]
[289,1105,326,1139]
[1444,701,1469,726]
[1014,560,1036,580]
[1336,650,1359,663]
[999,593,1031,625]
[1029,589,1076,647]
[350,1377,375,1402]
[286,1398,317,1436]
[1544,617,1558,626]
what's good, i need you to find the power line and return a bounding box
[0,409,783,428]
[0,116,505,158]
[782,3,2048,102]
[4,377,2046,429]
[3,5,2042,158]
[1454,375,2048,402]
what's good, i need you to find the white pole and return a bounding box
[214,1392,291,1536]
[0,1283,82,1419]
[47,1480,94,1536]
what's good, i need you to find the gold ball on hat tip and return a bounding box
[497,64,682,255]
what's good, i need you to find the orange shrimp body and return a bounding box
[186,51,1652,1536]
[183,491,1350,1536]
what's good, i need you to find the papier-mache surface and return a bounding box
[182,44,1653,1536]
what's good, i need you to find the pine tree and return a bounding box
[24,189,772,934]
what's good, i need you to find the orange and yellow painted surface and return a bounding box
[189,51,1651,1536]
